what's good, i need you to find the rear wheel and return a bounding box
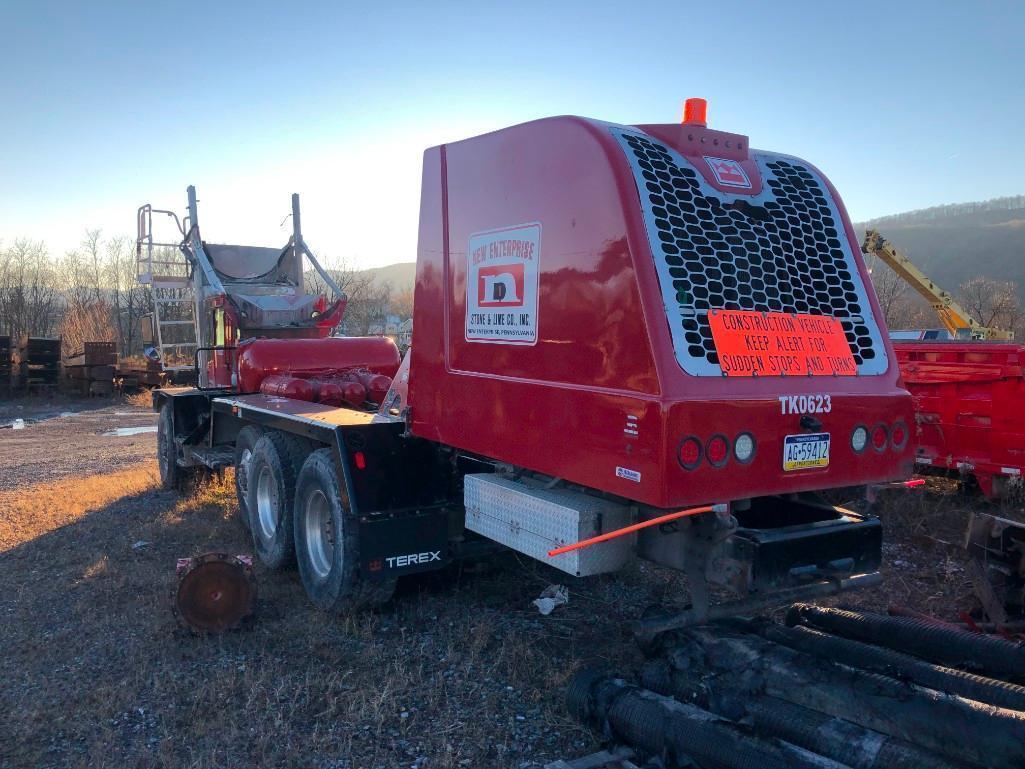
[157,403,177,490]
[294,449,395,612]
[246,431,308,569]
[233,426,263,532]
[157,402,199,491]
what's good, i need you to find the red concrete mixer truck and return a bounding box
[142,99,914,634]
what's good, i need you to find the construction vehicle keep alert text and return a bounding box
[141,100,914,632]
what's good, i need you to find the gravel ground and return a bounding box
[0,396,156,490]
[0,394,1008,768]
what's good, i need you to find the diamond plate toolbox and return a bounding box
[463,474,634,577]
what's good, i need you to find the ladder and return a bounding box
[136,205,200,371]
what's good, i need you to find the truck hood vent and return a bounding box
[614,128,886,377]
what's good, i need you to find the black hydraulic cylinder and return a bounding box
[640,659,968,769]
[671,629,1025,769]
[787,603,1025,682]
[759,621,1025,711]
[565,669,851,769]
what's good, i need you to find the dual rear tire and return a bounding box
[233,430,395,612]
[244,431,307,569]
[293,449,395,613]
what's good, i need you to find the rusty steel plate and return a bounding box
[172,553,255,633]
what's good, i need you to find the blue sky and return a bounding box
[1,0,1021,268]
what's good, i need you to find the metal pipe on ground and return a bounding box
[640,659,969,769]
[670,629,1025,769]
[756,621,1025,711]
[565,669,853,769]
[787,603,1025,682]
[633,573,882,638]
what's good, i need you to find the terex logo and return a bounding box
[704,156,751,189]
[477,263,524,307]
[385,551,442,568]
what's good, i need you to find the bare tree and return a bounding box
[0,239,62,338]
[344,282,393,335]
[390,286,414,320]
[105,235,151,356]
[866,255,931,329]
[304,255,395,335]
[60,299,116,356]
[958,277,1021,333]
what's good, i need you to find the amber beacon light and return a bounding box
[683,97,708,127]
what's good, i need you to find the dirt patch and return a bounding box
[0,396,156,490]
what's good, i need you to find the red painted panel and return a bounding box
[409,116,913,509]
[896,341,1025,497]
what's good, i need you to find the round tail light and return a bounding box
[891,422,908,449]
[706,435,729,467]
[734,433,755,463]
[677,436,702,470]
[871,424,888,452]
[851,426,868,453]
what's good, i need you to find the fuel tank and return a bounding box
[236,337,400,393]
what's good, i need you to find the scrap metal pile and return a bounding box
[565,604,1025,769]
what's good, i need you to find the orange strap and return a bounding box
[547,505,714,557]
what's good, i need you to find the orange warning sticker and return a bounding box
[707,309,857,377]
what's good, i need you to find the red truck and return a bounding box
[144,101,913,631]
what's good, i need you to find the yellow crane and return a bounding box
[861,228,1014,340]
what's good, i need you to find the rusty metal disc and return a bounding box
[172,553,256,633]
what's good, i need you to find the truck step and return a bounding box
[186,445,234,470]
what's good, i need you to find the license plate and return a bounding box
[783,433,830,471]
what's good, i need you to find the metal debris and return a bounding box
[171,553,256,633]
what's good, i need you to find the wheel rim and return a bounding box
[237,448,253,499]
[304,489,334,581]
[255,466,278,541]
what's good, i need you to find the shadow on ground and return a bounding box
[0,478,678,769]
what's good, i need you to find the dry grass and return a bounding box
[0,470,657,769]
[0,463,159,551]
[0,460,994,768]
[123,389,154,409]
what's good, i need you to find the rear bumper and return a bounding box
[639,495,882,595]
[711,497,881,595]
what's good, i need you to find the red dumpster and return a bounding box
[895,341,1025,498]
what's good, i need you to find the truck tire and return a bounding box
[246,431,307,569]
[294,448,396,612]
[157,402,199,491]
[233,426,263,532]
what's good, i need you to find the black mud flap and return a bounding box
[358,506,452,580]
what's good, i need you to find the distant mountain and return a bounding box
[359,262,416,292]
[349,196,1025,301]
[855,196,1025,295]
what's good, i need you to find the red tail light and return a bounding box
[353,451,367,470]
[891,422,908,450]
[871,424,888,452]
[706,435,729,467]
[677,436,702,470]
